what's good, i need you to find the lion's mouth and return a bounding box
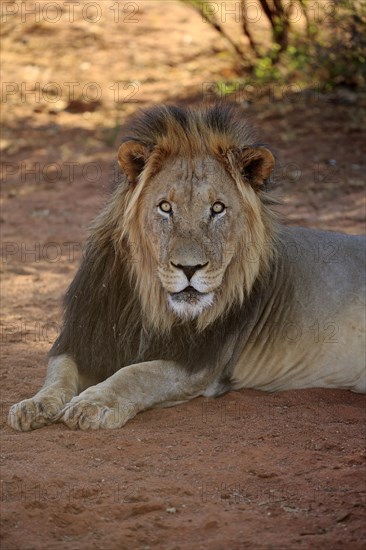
[170,286,204,304]
[167,286,215,318]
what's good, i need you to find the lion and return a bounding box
[8,103,366,431]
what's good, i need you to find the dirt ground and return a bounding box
[1,2,365,549]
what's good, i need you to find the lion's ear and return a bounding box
[118,140,150,184]
[236,146,275,188]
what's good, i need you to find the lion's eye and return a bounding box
[211,202,226,215]
[158,201,172,214]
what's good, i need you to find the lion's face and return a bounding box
[139,156,251,319]
[118,122,275,331]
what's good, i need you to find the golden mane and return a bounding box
[50,103,279,382]
[108,103,278,333]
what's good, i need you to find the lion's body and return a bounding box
[8,104,365,432]
[231,226,365,393]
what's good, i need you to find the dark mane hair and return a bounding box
[50,103,278,382]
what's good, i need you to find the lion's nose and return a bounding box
[171,262,208,281]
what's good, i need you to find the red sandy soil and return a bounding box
[1,2,365,549]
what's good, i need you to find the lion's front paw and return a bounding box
[8,395,64,432]
[59,391,137,430]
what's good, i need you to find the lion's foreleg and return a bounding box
[60,360,209,430]
[8,354,83,431]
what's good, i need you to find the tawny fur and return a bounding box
[8,103,365,433]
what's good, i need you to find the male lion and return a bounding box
[9,103,365,431]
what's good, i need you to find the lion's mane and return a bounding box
[50,104,279,381]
